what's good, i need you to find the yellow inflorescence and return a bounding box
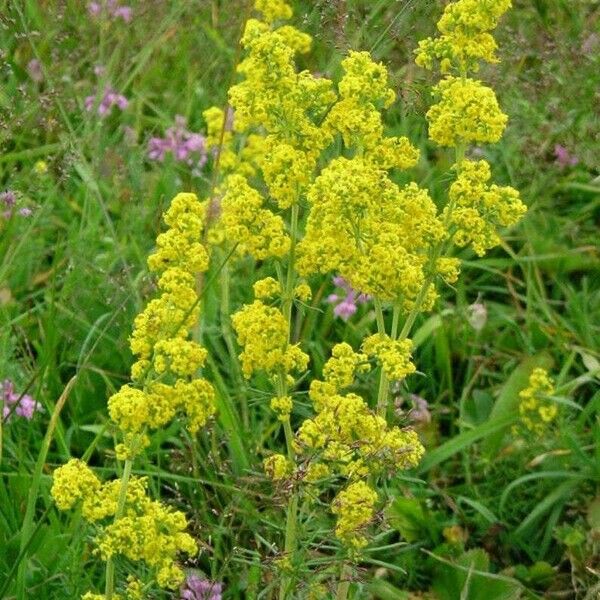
[416,0,512,73]
[220,174,291,260]
[331,481,378,549]
[253,276,282,300]
[52,463,197,589]
[263,453,294,481]
[254,0,293,24]
[426,77,507,147]
[362,334,416,381]
[517,368,557,436]
[298,157,444,310]
[52,191,217,595]
[270,395,293,421]
[231,300,309,379]
[446,160,526,255]
[297,343,424,477]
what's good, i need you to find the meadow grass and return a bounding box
[1,0,599,598]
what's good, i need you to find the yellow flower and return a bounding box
[362,334,416,381]
[254,0,293,24]
[426,77,507,147]
[332,481,378,549]
[263,453,294,480]
[253,276,282,300]
[445,160,526,256]
[516,368,557,436]
[416,0,511,74]
[220,174,290,260]
[298,157,444,308]
[270,395,293,420]
[231,300,309,379]
[51,459,101,511]
[293,282,312,302]
[33,159,48,175]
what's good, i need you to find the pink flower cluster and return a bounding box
[1,191,32,219]
[554,144,578,168]
[88,1,132,22]
[85,87,128,117]
[148,116,208,173]
[327,276,370,321]
[2,380,42,421]
[181,575,222,600]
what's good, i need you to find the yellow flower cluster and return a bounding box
[254,0,293,25]
[418,0,512,152]
[295,343,424,546]
[53,192,217,595]
[298,157,444,310]
[270,395,293,420]
[416,0,512,73]
[52,460,196,589]
[426,77,507,147]
[362,334,416,381]
[254,276,282,300]
[263,453,294,481]
[331,481,378,549]
[517,368,557,436]
[220,174,290,260]
[114,193,216,453]
[446,160,526,255]
[231,300,309,379]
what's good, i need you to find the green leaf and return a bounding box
[418,414,515,474]
[386,497,430,543]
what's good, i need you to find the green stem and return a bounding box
[105,458,133,599]
[336,562,352,600]
[278,202,300,599]
[374,299,390,416]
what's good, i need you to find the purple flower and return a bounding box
[85,87,128,117]
[88,0,132,22]
[327,276,370,321]
[147,116,208,172]
[27,59,43,83]
[1,380,42,422]
[180,575,222,600]
[0,191,16,208]
[554,144,578,168]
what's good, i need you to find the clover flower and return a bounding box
[181,574,223,600]
[148,116,208,174]
[1,379,42,421]
[85,87,128,117]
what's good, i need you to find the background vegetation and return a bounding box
[1,0,598,598]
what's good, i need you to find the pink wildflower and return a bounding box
[1,380,42,422]
[181,575,223,600]
[327,276,370,321]
[147,116,208,172]
[85,87,128,117]
[554,144,578,168]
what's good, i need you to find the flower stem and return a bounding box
[374,299,390,416]
[104,458,133,599]
[336,562,352,600]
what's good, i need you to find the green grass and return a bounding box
[1,0,599,598]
